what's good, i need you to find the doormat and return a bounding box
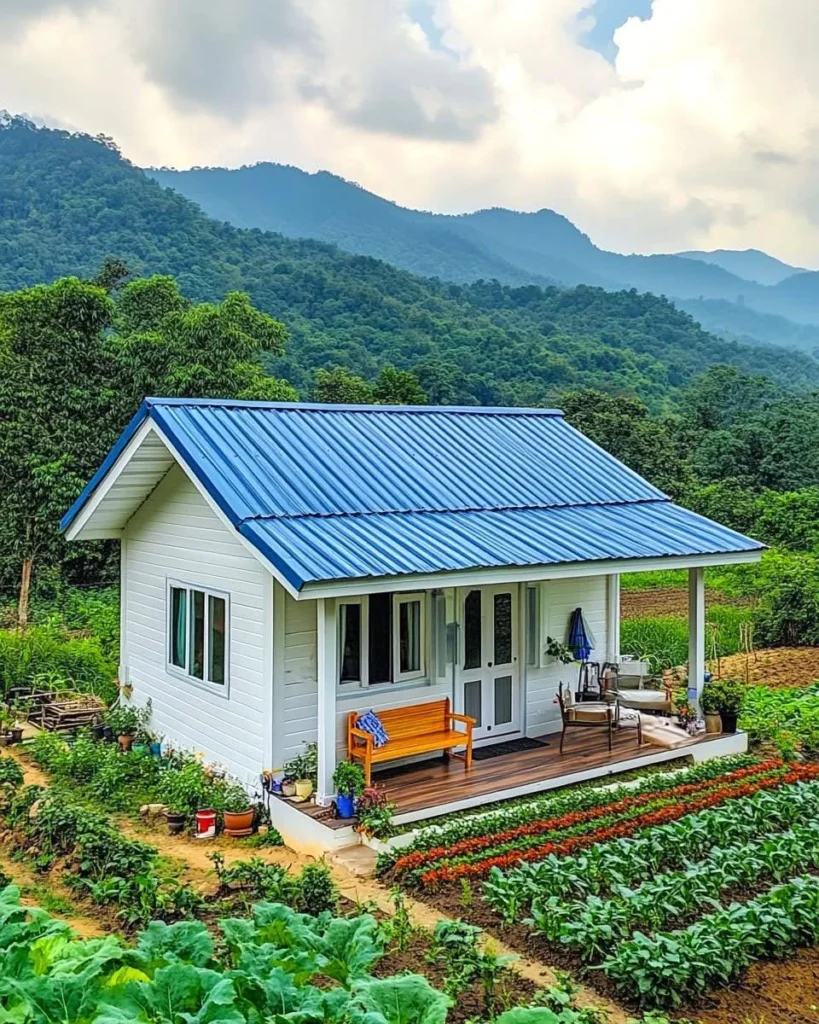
[473,737,549,761]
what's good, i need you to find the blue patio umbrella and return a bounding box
[568,607,592,661]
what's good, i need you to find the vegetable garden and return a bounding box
[381,755,819,1015]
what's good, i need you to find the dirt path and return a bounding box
[0,849,105,938]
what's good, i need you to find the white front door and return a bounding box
[456,585,521,742]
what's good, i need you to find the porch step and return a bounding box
[330,844,379,879]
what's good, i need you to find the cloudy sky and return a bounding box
[2,0,817,265]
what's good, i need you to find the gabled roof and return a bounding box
[62,398,764,592]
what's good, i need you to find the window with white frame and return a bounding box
[168,582,229,688]
[338,592,426,686]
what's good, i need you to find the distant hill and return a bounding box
[2,117,818,411]
[150,162,819,344]
[677,249,805,287]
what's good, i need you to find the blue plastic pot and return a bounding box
[149,741,162,757]
[336,792,356,819]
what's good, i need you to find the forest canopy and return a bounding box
[2,116,818,414]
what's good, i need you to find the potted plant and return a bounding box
[283,743,318,802]
[709,677,745,734]
[699,682,723,734]
[160,758,209,835]
[333,760,366,819]
[0,701,25,744]
[221,783,255,837]
[91,715,106,742]
[354,786,395,839]
[673,695,695,729]
[106,705,139,751]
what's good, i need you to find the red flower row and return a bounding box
[418,763,819,885]
[394,760,784,876]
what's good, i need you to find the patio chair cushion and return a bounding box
[617,688,671,711]
[355,710,389,748]
[567,703,613,723]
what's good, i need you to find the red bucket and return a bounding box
[195,808,217,839]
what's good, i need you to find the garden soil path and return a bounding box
[7,748,314,894]
[0,849,105,938]
[692,946,819,1024]
[713,646,819,689]
[621,587,745,619]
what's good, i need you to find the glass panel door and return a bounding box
[457,586,521,743]
[463,590,482,670]
[494,675,513,727]
[464,679,483,728]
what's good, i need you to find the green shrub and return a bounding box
[0,756,24,791]
[31,732,164,811]
[620,606,750,670]
[29,579,120,661]
[0,623,117,702]
[752,552,819,647]
[296,861,339,916]
[740,684,819,755]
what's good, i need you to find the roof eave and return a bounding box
[293,547,765,600]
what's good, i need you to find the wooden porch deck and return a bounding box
[286,729,744,830]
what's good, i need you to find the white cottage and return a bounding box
[62,398,763,851]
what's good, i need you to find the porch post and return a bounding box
[688,567,705,713]
[316,597,337,806]
[606,574,620,664]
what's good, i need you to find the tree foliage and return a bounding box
[2,117,817,413]
[0,272,295,603]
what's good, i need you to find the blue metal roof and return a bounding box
[62,398,764,590]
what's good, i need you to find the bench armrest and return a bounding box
[448,712,476,730]
[349,727,375,751]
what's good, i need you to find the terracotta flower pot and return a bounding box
[118,734,134,751]
[223,807,255,837]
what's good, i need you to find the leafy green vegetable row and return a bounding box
[4,784,204,928]
[604,874,819,1008]
[0,884,625,1024]
[384,754,757,861]
[530,821,819,962]
[483,779,819,923]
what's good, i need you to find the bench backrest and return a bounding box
[349,699,450,744]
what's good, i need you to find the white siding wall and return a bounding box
[123,465,269,788]
[525,575,608,736]
[280,592,451,765]
[279,575,611,763]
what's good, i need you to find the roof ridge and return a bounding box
[145,397,564,417]
[238,496,672,526]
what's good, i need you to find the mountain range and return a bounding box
[150,163,819,353]
[2,116,819,412]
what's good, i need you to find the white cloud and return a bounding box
[0,0,818,265]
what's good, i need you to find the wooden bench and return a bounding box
[347,698,475,785]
